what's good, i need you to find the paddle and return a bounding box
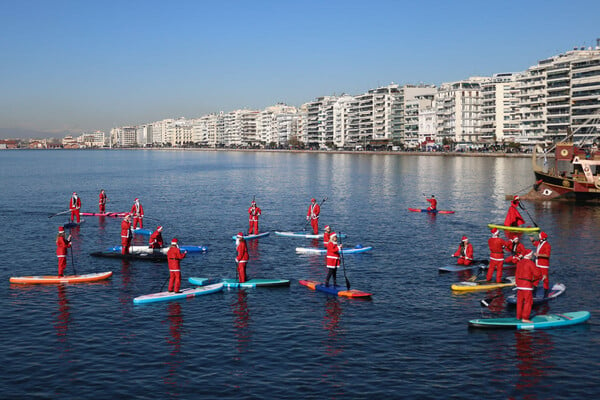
[69,244,77,275]
[302,197,328,231]
[518,202,539,227]
[480,287,517,307]
[467,266,485,282]
[48,210,70,219]
[338,232,351,290]
[159,276,170,292]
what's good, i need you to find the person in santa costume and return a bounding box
[69,192,81,223]
[426,195,437,211]
[248,201,261,235]
[504,195,525,227]
[149,226,164,249]
[505,236,526,265]
[130,198,144,229]
[323,225,334,247]
[325,233,342,287]
[167,238,187,293]
[530,231,552,297]
[56,226,71,276]
[486,228,506,282]
[98,189,107,213]
[235,232,249,283]
[306,198,321,235]
[452,236,473,265]
[515,249,542,322]
[120,214,132,255]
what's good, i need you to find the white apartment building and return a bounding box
[480,73,520,143]
[418,99,437,148]
[150,119,175,146]
[222,110,259,147]
[303,96,338,149]
[110,126,137,147]
[257,104,298,147]
[332,95,359,148]
[77,131,106,147]
[192,113,222,147]
[354,84,401,148]
[405,94,436,148]
[399,85,437,146]
[166,119,194,146]
[436,78,485,145]
[135,125,153,147]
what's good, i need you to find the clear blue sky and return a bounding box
[1,0,599,138]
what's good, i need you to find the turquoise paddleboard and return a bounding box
[468,311,590,330]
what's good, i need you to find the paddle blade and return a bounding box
[345,277,351,290]
[480,298,491,307]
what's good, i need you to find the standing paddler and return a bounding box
[98,189,107,213]
[306,198,321,235]
[120,214,132,255]
[69,192,81,223]
[515,249,542,323]
[530,231,552,298]
[235,232,249,283]
[325,233,342,287]
[56,226,71,277]
[504,195,525,227]
[167,238,187,293]
[131,198,144,229]
[248,200,261,235]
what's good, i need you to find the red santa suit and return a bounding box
[486,229,506,283]
[56,227,71,276]
[426,196,437,211]
[532,232,551,290]
[235,233,249,283]
[323,226,332,247]
[248,202,261,235]
[121,217,132,255]
[515,251,542,321]
[99,190,107,213]
[69,193,81,223]
[504,196,525,227]
[453,237,473,265]
[307,199,321,235]
[131,199,144,229]
[149,226,164,249]
[325,235,341,286]
[505,237,525,264]
[167,239,186,292]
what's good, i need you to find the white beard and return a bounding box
[236,239,240,246]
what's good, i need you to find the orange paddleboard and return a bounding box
[10,271,113,284]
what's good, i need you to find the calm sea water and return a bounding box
[0,149,598,399]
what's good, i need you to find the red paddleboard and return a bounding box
[10,271,113,284]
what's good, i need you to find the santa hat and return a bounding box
[237,232,244,238]
[523,249,534,259]
[251,200,256,205]
[513,195,520,201]
[491,228,499,236]
[171,238,178,244]
[311,198,316,202]
[330,232,337,238]
[157,226,163,232]
[324,225,330,230]
[511,236,519,242]
[461,236,468,242]
[134,198,139,202]
[58,226,65,232]
[540,231,548,240]
[72,192,77,196]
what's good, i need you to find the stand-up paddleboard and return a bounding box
[468,311,590,330]
[408,208,455,214]
[81,212,129,217]
[10,271,113,284]
[133,282,224,305]
[132,228,152,235]
[295,245,372,255]
[438,261,516,273]
[275,231,347,239]
[188,277,290,288]
[506,283,566,306]
[105,245,208,254]
[231,232,270,240]
[91,251,167,261]
[63,219,85,229]
[487,223,540,233]
[299,280,372,299]
[451,276,516,292]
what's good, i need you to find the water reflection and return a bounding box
[163,302,184,396]
[54,285,71,351]
[320,297,346,395]
[514,331,554,395]
[232,290,251,357]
